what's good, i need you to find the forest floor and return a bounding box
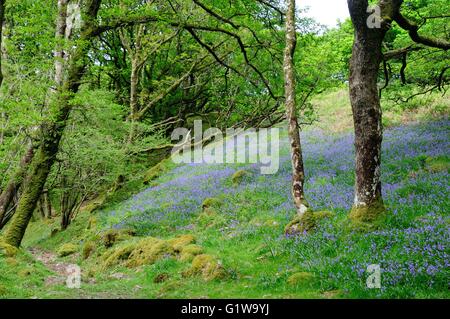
[0,88,449,299]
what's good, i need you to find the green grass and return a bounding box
[0,87,448,299]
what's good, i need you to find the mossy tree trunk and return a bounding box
[3,0,102,247]
[0,0,6,87]
[0,145,34,228]
[283,0,308,216]
[0,0,5,87]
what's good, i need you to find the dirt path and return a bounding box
[29,247,75,287]
[28,247,138,299]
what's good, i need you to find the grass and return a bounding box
[0,88,448,299]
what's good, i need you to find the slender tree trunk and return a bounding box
[0,145,34,228]
[347,0,390,223]
[284,0,308,215]
[0,0,5,87]
[55,0,68,87]
[43,189,52,218]
[128,58,140,143]
[3,0,102,247]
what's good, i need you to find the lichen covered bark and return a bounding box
[347,0,393,223]
[0,0,5,87]
[284,0,308,216]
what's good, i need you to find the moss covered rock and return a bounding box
[168,234,196,252]
[101,228,136,248]
[179,244,203,262]
[0,284,8,297]
[102,229,119,248]
[231,170,249,185]
[287,272,315,286]
[425,156,449,173]
[197,208,226,228]
[102,243,136,268]
[0,241,19,257]
[201,198,222,210]
[82,241,96,260]
[184,254,227,281]
[126,237,174,268]
[57,243,78,257]
[285,211,334,235]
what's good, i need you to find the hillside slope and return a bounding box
[1,90,449,299]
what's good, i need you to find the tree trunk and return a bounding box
[127,58,140,143]
[284,0,308,216]
[0,145,34,228]
[55,0,68,87]
[0,0,5,87]
[347,0,390,224]
[3,0,102,247]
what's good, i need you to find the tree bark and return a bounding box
[347,0,450,225]
[284,0,308,216]
[55,0,69,87]
[347,0,393,223]
[0,0,5,87]
[0,145,34,228]
[3,0,102,247]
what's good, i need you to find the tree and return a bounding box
[284,0,308,216]
[3,0,103,247]
[347,0,450,226]
[0,0,4,87]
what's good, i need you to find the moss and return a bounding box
[82,241,96,260]
[0,284,8,296]
[285,211,334,235]
[102,242,137,268]
[425,156,449,173]
[179,244,203,262]
[197,208,226,228]
[86,217,97,230]
[102,229,119,248]
[126,237,174,268]
[287,272,315,286]
[201,198,222,210]
[0,241,19,257]
[349,200,386,230]
[321,290,343,299]
[18,268,33,278]
[231,170,249,185]
[184,254,227,281]
[167,234,196,252]
[56,243,78,257]
[5,257,18,266]
[101,228,135,248]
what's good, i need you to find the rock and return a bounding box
[0,241,19,257]
[56,243,78,257]
[285,211,334,235]
[179,244,203,262]
[183,254,227,281]
[287,272,315,286]
[82,241,96,260]
[231,170,249,185]
[110,272,127,280]
[201,198,222,210]
[168,234,196,252]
